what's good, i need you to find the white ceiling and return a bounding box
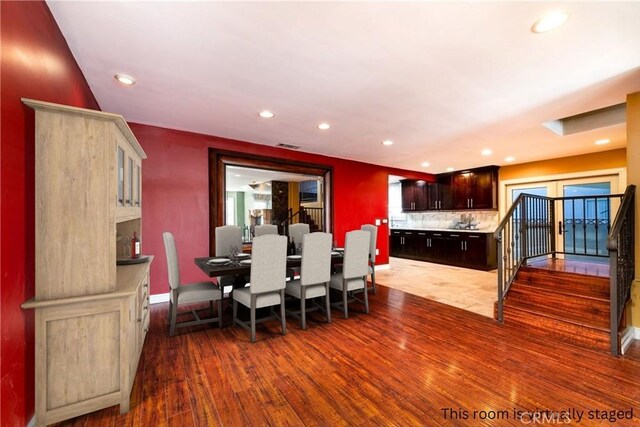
[47,1,640,174]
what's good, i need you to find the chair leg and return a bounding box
[280,289,287,335]
[325,283,332,323]
[250,295,256,343]
[169,294,178,336]
[210,300,215,316]
[217,299,223,328]
[343,281,349,319]
[168,298,172,324]
[371,263,377,294]
[363,277,370,314]
[300,286,307,330]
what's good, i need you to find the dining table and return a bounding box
[194,249,344,282]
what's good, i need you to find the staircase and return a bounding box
[299,208,321,232]
[494,185,635,355]
[495,263,621,352]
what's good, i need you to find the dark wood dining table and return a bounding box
[194,251,344,280]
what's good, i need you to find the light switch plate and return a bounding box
[375,219,381,226]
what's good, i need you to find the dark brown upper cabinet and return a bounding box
[451,166,499,210]
[401,179,429,211]
[427,175,453,210]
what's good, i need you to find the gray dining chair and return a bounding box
[232,234,288,342]
[163,232,223,335]
[285,232,332,329]
[361,224,378,294]
[330,230,370,319]
[215,225,243,292]
[289,223,310,248]
[254,224,278,236]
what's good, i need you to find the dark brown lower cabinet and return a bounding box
[389,229,497,270]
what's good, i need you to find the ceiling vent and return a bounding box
[276,143,301,150]
[543,103,626,136]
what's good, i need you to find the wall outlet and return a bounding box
[376,249,379,255]
[382,218,388,224]
[375,219,381,226]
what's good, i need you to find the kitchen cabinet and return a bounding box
[452,166,498,210]
[427,176,453,210]
[390,230,420,258]
[401,179,429,211]
[390,229,497,270]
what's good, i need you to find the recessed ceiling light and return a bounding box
[531,11,569,33]
[481,148,493,156]
[114,73,136,86]
[259,110,275,119]
[317,122,331,130]
[505,156,515,163]
[382,140,394,146]
[446,167,454,172]
[595,138,610,145]
[421,162,430,167]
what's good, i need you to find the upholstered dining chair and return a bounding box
[163,232,223,336]
[330,230,370,319]
[232,234,288,342]
[254,224,278,236]
[288,223,310,248]
[285,232,332,329]
[214,225,243,293]
[361,224,378,294]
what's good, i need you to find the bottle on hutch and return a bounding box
[131,232,140,259]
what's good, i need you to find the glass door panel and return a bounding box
[558,177,618,262]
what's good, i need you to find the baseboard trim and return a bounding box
[150,293,169,304]
[621,326,638,355]
[375,264,390,271]
[27,415,35,427]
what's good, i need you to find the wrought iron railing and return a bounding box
[280,206,325,235]
[607,185,635,355]
[302,207,324,231]
[495,189,629,342]
[495,193,555,321]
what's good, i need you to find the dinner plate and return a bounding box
[287,255,302,260]
[208,258,230,264]
[240,259,252,265]
[331,251,341,256]
[236,253,250,258]
[333,247,344,251]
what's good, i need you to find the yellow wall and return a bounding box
[288,182,300,223]
[499,149,627,182]
[626,92,640,328]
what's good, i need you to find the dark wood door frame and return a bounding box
[209,149,334,255]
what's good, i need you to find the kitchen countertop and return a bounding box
[390,227,496,234]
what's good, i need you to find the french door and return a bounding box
[506,175,619,260]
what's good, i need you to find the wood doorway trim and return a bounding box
[209,149,333,255]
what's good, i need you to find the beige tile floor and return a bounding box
[375,257,497,317]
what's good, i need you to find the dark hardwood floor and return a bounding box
[54,285,640,426]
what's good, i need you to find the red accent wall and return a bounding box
[130,124,434,296]
[0,2,100,425]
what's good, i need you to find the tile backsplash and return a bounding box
[390,210,499,231]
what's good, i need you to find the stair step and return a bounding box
[517,266,609,299]
[500,304,615,352]
[506,282,610,328]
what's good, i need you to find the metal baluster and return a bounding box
[594,196,599,255]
